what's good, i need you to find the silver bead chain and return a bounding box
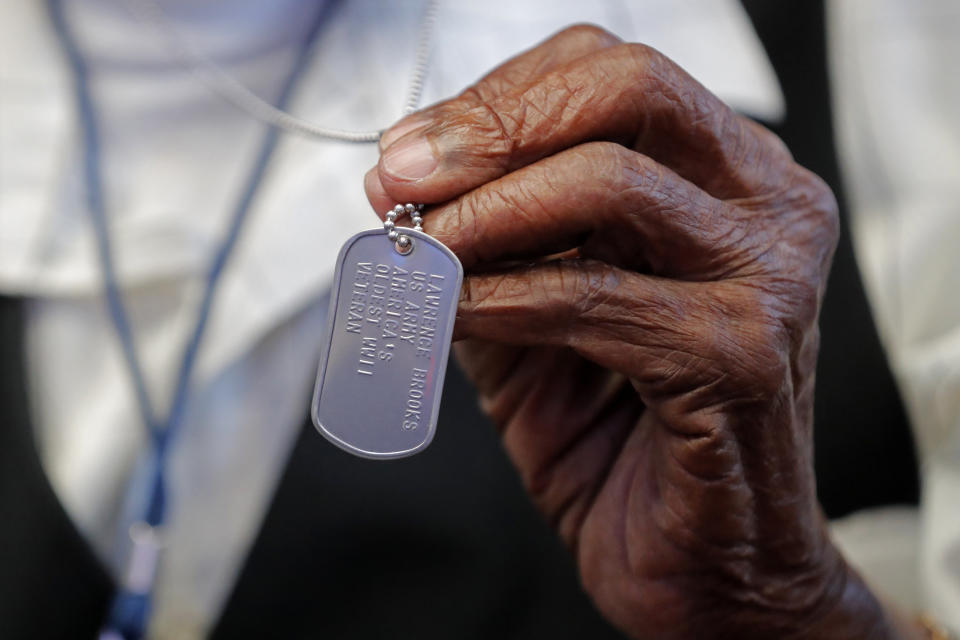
[384,203,425,250]
[124,0,440,144]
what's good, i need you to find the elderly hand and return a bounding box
[366,25,901,640]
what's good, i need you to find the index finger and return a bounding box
[375,42,791,205]
[378,24,621,151]
[368,25,621,214]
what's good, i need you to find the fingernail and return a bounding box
[382,135,438,181]
[379,116,429,151]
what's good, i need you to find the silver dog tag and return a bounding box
[312,228,463,459]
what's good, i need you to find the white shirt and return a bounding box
[828,0,960,632]
[1,1,828,638]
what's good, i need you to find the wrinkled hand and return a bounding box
[367,26,896,640]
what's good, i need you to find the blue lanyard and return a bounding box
[47,0,332,637]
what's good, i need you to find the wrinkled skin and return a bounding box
[366,26,905,640]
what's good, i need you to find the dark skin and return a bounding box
[366,25,924,640]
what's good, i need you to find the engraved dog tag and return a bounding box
[312,228,463,459]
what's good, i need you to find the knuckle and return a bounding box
[617,42,671,94]
[576,141,668,213]
[452,88,517,170]
[740,323,793,399]
[725,120,793,193]
[761,129,793,166]
[556,23,622,50]
[447,193,487,264]
[745,165,839,283]
[620,41,696,103]
[583,139,636,170]
[576,141,640,193]
[569,261,622,319]
[453,83,494,111]
[799,169,840,246]
[712,115,792,198]
[780,278,822,330]
[734,278,826,395]
[780,167,841,272]
[621,41,660,69]
[461,271,527,314]
[787,166,838,219]
[579,138,630,162]
[591,42,670,113]
[716,285,795,395]
[746,119,794,164]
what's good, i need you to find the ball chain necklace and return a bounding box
[126,0,439,143]
[50,0,458,638]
